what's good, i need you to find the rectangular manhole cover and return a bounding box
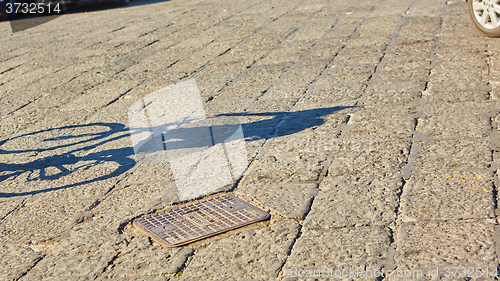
[133,193,270,248]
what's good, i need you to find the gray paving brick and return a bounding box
[104,235,192,278]
[401,172,495,222]
[281,226,391,280]
[395,220,497,270]
[179,220,300,281]
[0,243,44,281]
[411,139,492,174]
[304,174,401,229]
[22,251,118,280]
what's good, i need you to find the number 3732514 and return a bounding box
[5,2,61,14]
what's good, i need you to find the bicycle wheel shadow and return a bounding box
[0,122,136,197]
[0,105,353,198]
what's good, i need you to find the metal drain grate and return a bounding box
[133,193,270,248]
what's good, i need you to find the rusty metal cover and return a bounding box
[133,193,270,248]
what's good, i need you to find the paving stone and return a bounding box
[322,27,356,39]
[93,181,179,216]
[431,79,491,93]
[424,90,490,103]
[0,243,44,281]
[282,226,391,279]
[124,162,175,185]
[411,139,492,174]
[193,73,236,90]
[346,118,416,141]
[326,63,376,77]
[328,140,411,176]
[241,114,283,139]
[395,220,497,271]
[264,86,307,99]
[417,115,490,139]
[239,146,327,187]
[278,65,325,87]
[248,98,298,113]
[348,104,420,121]
[304,83,365,103]
[362,15,402,28]
[216,86,265,99]
[104,276,170,281]
[247,63,294,79]
[258,48,306,65]
[243,138,267,161]
[368,77,428,93]
[198,61,247,75]
[376,69,431,84]
[388,41,436,57]
[304,174,401,229]
[440,35,493,46]
[48,211,133,256]
[235,182,318,219]
[381,56,433,72]
[422,101,497,118]
[179,220,299,281]
[334,53,383,67]
[360,89,422,106]
[22,251,118,280]
[401,172,495,222]
[214,50,266,66]
[104,235,192,278]
[230,72,280,90]
[278,106,351,135]
[431,58,489,74]
[307,46,344,60]
[437,45,487,56]
[431,76,490,90]
[0,198,23,220]
[204,98,255,116]
[0,191,94,245]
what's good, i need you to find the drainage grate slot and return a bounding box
[133,193,269,248]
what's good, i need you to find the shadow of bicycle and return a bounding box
[0,106,352,198]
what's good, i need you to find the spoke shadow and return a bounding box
[0,123,135,197]
[0,106,353,198]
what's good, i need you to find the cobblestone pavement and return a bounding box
[2,0,500,280]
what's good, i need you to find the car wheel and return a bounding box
[117,0,129,6]
[6,0,19,20]
[0,3,8,21]
[468,0,500,37]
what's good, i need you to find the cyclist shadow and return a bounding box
[0,122,135,197]
[0,106,352,198]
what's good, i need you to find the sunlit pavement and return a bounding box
[2,0,500,279]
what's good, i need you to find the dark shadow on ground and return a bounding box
[0,106,353,198]
[68,0,170,14]
[0,123,135,197]
[2,0,170,32]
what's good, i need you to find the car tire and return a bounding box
[40,0,52,15]
[468,0,500,37]
[117,0,129,6]
[0,3,8,21]
[6,0,19,20]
